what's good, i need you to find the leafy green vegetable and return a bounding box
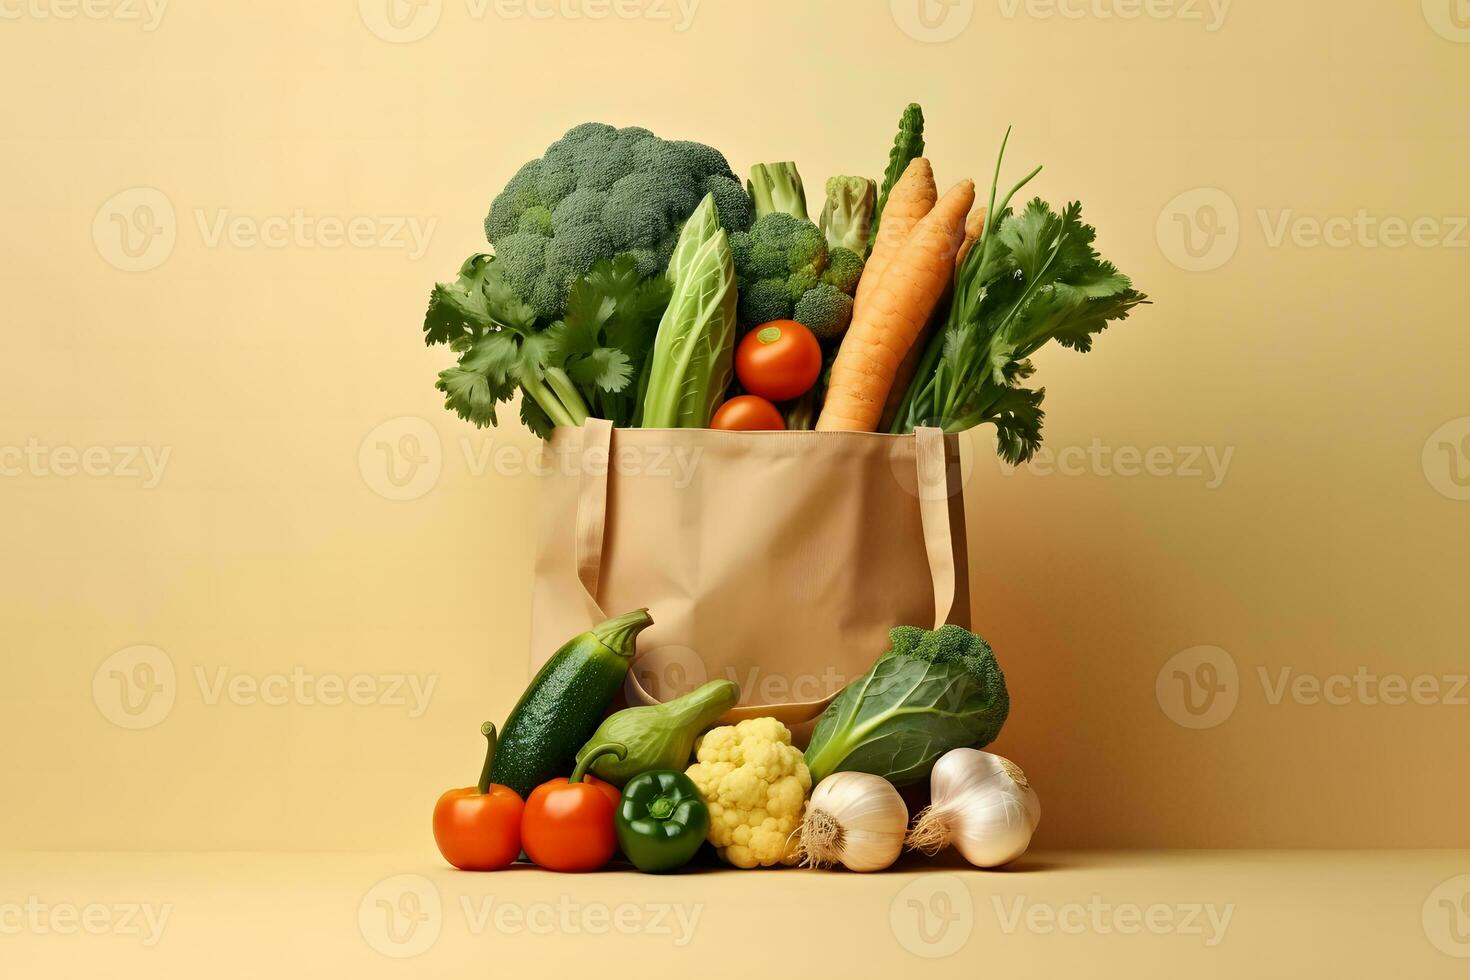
[868,103,925,251]
[889,130,1149,459]
[640,193,739,428]
[804,624,1009,787]
[820,176,876,255]
[424,253,669,437]
[547,256,672,430]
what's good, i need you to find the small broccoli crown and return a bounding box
[549,187,604,235]
[793,284,855,341]
[787,268,819,302]
[821,246,864,295]
[481,122,753,321]
[518,206,553,237]
[744,242,788,281]
[739,278,794,328]
[785,221,827,277]
[888,624,1001,680]
[749,212,801,249]
[734,212,843,329]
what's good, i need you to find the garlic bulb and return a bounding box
[907,749,1040,868]
[798,772,909,872]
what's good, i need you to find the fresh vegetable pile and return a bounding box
[434,612,1041,874]
[425,104,1130,875]
[423,105,1147,459]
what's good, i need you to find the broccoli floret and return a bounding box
[703,173,754,232]
[747,161,809,220]
[822,246,864,294]
[793,284,854,341]
[738,278,794,328]
[820,176,876,254]
[483,123,753,321]
[786,222,826,277]
[787,268,820,302]
[517,206,553,237]
[728,229,754,272]
[733,210,864,332]
[884,626,1008,741]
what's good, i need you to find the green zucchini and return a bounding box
[489,608,653,799]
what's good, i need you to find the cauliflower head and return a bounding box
[685,717,812,868]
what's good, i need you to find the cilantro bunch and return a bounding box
[889,132,1148,462]
[423,254,670,439]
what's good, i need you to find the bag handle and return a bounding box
[577,421,959,726]
[914,426,957,629]
[573,417,614,622]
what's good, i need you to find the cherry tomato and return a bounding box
[520,744,624,872]
[711,395,786,431]
[735,320,822,401]
[432,723,525,871]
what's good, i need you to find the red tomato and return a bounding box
[520,745,624,873]
[432,723,524,872]
[711,395,786,431]
[433,784,523,872]
[735,320,822,401]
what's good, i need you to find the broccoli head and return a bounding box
[732,211,864,334]
[821,246,864,294]
[484,123,752,321]
[793,284,854,341]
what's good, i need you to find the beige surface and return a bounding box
[3,850,1470,978]
[2,0,1469,856]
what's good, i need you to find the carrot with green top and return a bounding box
[818,179,977,432]
[878,204,987,431]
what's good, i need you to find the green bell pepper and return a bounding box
[615,770,710,873]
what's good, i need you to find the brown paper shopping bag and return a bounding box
[527,418,970,735]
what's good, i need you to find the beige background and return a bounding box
[3,0,1469,862]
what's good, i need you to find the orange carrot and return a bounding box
[877,204,987,431]
[818,179,977,432]
[955,204,988,268]
[852,158,937,313]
